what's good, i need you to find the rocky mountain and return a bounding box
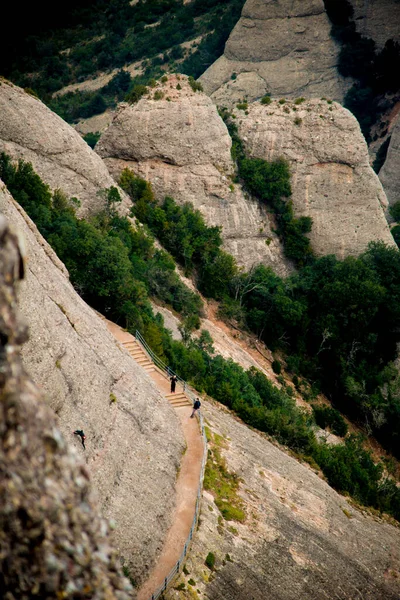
[0,79,130,215]
[380,114,400,207]
[96,75,291,274]
[0,206,132,599]
[349,0,400,49]
[0,179,185,588]
[235,98,395,257]
[165,399,400,600]
[199,0,349,106]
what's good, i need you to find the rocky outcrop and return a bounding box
[0,79,130,215]
[0,210,132,599]
[380,114,400,206]
[0,180,185,587]
[235,98,395,258]
[199,0,349,106]
[165,399,400,600]
[349,0,400,49]
[97,75,291,275]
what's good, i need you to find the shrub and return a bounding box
[313,405,348,437]
[236,101,248,111]
[176,83,182,90]
[261,95,271,104]
[125,84,147,104]
[294,117,302,126]
[294,97,305,105]
[83,131,101,149]
[153,90,164,100]
[390,202,400,223]
[272,360,282,374]
[279,98,286,104]
[188,76,203,92]
[205,552,216,570]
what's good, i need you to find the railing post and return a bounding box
[164,577,168,591]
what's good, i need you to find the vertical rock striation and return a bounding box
[380,114,400,207]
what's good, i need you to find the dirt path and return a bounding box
[103,319,204,600]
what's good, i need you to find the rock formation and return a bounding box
[165,399,400,600]
[0,180,186,587]
[235,98,395,258]
[0,79,130,215]
[97,75,291,275]
[0,207,133,599]
[199,0,349,106]
[348,0,400,49]
[379,114,400,206]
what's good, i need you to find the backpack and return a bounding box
[194,399,201,409]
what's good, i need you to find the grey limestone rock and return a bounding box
[380,114,400,206]
[235,98,395,258]
[0,180,186,588]
[0,207,133,599]
[97,75,291,275]
[348,0,400,49]
[0,79,130,215]
[199,0,350,106]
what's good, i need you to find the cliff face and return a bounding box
[0,80,130,215]
[380,114,400,206]
[0,180,185,587]
[348,0,400,49]
[97,75,291,275]
[165,399,400,600]
[235,98,395,258]
[199,0,349,106]
[0,208,133,599]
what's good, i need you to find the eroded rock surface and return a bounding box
[0,80,130,215]
[349,0,400,49]
[166,400,400,600]
[0,208,133,599]
[199,0,349,106]
[0,180,185,587]
[97,75,291,274]
[380,114,400,206]
[235,98,395,258]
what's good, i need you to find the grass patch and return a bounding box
[205,552,216,570]
[204,431,245,523]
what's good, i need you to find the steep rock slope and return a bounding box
[235,98,395,257]
[0,180,185,587]
[0,79,130,215]
[380,114,400,206]
[97,75,290,274]
[349,0,400,49]
[0,212,132,599]
[166,399,400,600]
[199,0,349,106]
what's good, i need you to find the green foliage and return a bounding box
[272,360,282,375]
[153,90,164,100]
[260,95,271,105]
[188,76,203,92]
[83,131,101,149]
[125,84,148,104]
[236,101,248,111]
[188,578,196,586]
[238,157,314,266]
[205,553,215,570]
[294,97,305,105]
[389,201,400,223]
[312,404,348,437]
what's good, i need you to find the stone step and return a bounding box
[165,392,187,400]
[136,356,151,364]
[169,401,192,408]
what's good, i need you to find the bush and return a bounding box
[261,95,271,105]
[188,76,203,92]
[313,405,348,437]
[83,131,101,149]
[205,552,216,570]
[125,84,148,104]
[389,201,400,223]
[272,360,282,375]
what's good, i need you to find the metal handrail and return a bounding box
[133,331,208,600]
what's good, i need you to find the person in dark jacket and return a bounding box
[73,430,86,449]
[170,375,178,393]
[191,398,201,418]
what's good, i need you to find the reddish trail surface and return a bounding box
[103,319,204,600]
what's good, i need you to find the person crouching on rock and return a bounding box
[73,430,86,449]
[170,374,178,393]
[191,398,201,418]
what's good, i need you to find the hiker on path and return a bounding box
[73,430,86,450]
[191,398,201,418]
[170,374,178,393]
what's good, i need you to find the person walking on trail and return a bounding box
[191,398,201,418]
[73,430,86,450]
[170,374,178,393]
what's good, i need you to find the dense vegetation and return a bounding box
[3,152,400,520]
[1,0,245,101]
[323,0,400,141]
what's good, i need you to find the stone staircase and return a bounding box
[121,338,192,408]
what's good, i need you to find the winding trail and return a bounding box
[103,318,204,600]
